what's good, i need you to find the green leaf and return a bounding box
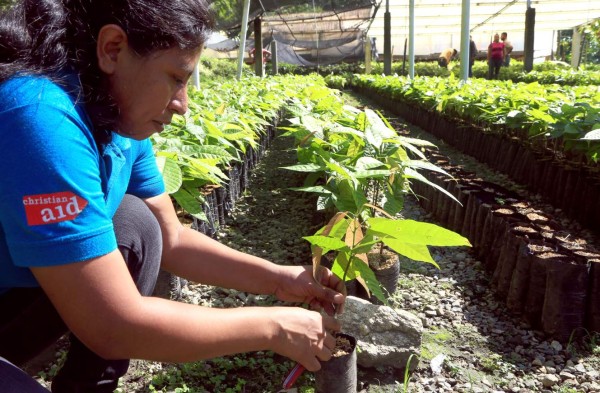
[155,155,183,194]
[367,218,471,247]
[333,179,368,213]
[382,187,404,216]
[355,157,386,170]
[324,160,354,181]
[351,238,380,254]
[301,115,325,138]
[353,169,391,179]
[281,163,324,172]
[353,257,387,303]
[381,237,439,268]
[289,186,331,194]
[303,235,350,252]
[404,168,460,204]
[332,252,355,280]
[172,187,206,220]
[405,160,454,179]
[397,136,436,147]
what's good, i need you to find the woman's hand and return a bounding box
[269,307,341,372]
[273,265,346,316]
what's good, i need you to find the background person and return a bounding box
[0,1,346,392]
[501,32,513,67]
[487,33,505,79]
[438,48,458,69]
[469,36,478,77]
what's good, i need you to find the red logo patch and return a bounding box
[23,191,88,226]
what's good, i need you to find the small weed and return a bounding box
[444,358,462,378]
[584,331,600,355]
[566,328,600,357]
[556,386,579,393]
[402,354,417,393]
[480,353,502,373]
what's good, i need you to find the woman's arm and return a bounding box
[31,250,340,371]
[143,193,344,309]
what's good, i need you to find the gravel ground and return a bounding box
[34,91,600,393]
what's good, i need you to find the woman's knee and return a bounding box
[113,195,163,295]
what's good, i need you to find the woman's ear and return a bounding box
[97,24,128,74]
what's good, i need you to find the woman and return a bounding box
[0,1,345,392]
[487,33,505,80]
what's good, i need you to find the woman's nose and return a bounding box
[169,88,188,115]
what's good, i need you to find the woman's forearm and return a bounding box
[161,226,285,294]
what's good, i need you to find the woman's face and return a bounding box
[109,45,202,140]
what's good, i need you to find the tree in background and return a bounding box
[581,18,600,64]
[557,18,600,66]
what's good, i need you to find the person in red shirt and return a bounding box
[487,33,505,80]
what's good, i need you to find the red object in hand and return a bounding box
[282,362,305,389]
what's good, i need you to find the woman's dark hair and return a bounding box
[0,0,214,142]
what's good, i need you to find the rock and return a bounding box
[550,340,563,352]
[574,363,587,373]
[541,374,560,388]
[337,296,423,369]
[559,371,576,380]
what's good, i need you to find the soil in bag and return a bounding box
[315,332,358,393]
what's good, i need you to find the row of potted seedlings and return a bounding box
[411,149,600,342]
[346,74,600,233]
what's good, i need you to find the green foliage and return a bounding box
[281,80,469,301]
[302,56,600,86]
[348,73,600,164]
[199,57,249,79]
[153,74,324,220]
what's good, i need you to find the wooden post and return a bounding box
[383,6,392,75]
[271,40,278,75]
[365,36,372,74]
[523,7,535,73]
[254,17,263,78]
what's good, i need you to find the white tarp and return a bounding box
[367,0,600,57]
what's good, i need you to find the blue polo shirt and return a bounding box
[0,75,165,292]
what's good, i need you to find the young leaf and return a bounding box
[352,257,387,303]
[172,187,206,221]
[368,218,471,247]
[303,235,349,252]
[155,155,183,194]
[404,168,460,204]
[381,237,439,268]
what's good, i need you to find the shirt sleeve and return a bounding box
[127,138,166,198]
[0,89,117,268]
